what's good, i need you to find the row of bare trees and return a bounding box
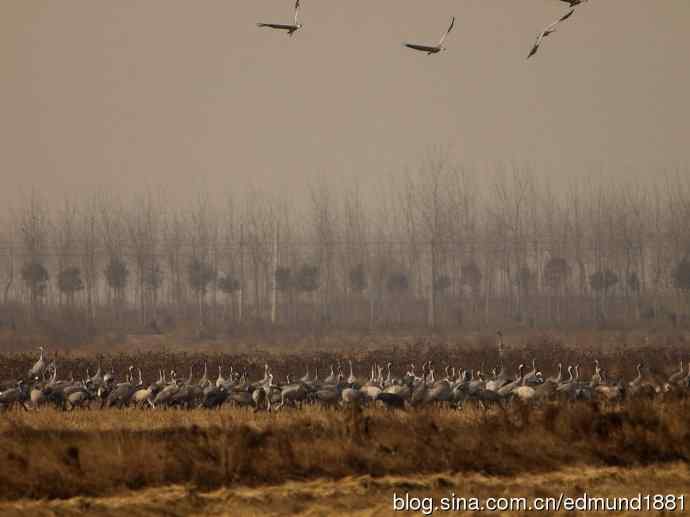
[2,162,690,339]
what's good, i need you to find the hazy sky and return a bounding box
[1,1,689,208]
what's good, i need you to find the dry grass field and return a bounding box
[2,463,690,516]
[2,330,690,515]
[1,401,690,505]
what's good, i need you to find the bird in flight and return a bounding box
[257,0,303,36]
[527,9,575,59]
[404,16,455,55]
[560,0,588,6]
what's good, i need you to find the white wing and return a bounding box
[527,33,544,59]
[528,9,574,59]
[294,0,301,25]
[545,8,575,32]
[438,16,455,47]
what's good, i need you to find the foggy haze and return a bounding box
[1,1,689,209]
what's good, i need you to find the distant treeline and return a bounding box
[1,160,690,341]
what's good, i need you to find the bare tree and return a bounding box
[126,193,163,328]
[242,190,274,324]
[188,193,218,335]
[447,166,480,326]
[54,199,81,310]
[218,196,241,325]
[566,180,588,324]
[410,149,454,329]
[100,194,128,326]
[5,167,690,334]
[18,191,50,323]
[490,162,533,323]
[341,184,369,326]
[80,196,99,325]
[162,209,187,322]
[1,215,17,307]
[310,180,338,325]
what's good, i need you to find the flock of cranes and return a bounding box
[1,336,689,413]
[256,0,589,59]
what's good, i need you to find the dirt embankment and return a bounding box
[1,401,690,502]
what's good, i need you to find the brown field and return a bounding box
[2,330,690,515]
[2,328,690,386]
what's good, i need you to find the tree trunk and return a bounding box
[429,238,436,329]
[271,223,279,325]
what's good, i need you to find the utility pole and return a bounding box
[271,221,279,325]
[238,223,244,323]
[429,236,436,329]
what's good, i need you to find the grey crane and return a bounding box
[198,361,210,389]
[28,346,47,380]
[299,365,312,384]
[202,385,229,409]
[215,365,226,388]
[497,364,526,397]
[485,363,510,392]
[667,359,685,386]
[522,358,542,386]
[257,0,303,37]
[527,9,575,60]
[0,381,29,411]
[324,364,338,385]
[404,16,455,55]
[275,376,309,410]
[131,370,157,408]
[65,382,96,410]
[102,366,137,408]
